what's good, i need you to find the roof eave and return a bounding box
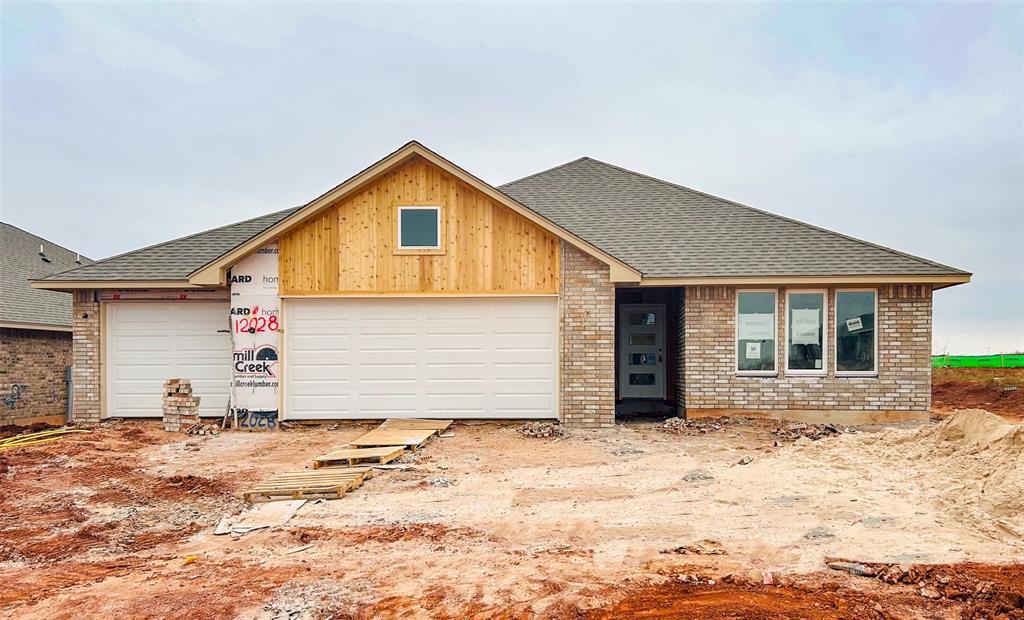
[637,274,972,288]
[0,320,72,333]
[30,279,205,291]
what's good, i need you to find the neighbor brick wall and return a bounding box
[559,242,616,428]
[71,291,102,423]
[0,328,72,424]
[683,284,932,414]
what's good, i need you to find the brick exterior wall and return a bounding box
[0,327,72,424]
[71,291,102,423]
[559,242,616,428]
[683,284,932,417]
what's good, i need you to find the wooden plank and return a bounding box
[349,427,435,451]
[378,418,453,435]
[244,468,370,502]
[313,446,406,469]
[278,157,560,296]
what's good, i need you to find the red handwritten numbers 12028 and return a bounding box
[234,315,279,334]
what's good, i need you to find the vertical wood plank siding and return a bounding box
[279,156,560,295]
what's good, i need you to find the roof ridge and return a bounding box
[498,156,592,189]
[1,221,93,262]
[573,157,970,276]
[39,205,303,281]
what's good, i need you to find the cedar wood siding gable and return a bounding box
[279,156,561,295]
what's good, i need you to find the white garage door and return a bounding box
[285,297,558,419]
[105,302,231,418]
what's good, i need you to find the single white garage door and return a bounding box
[285,297,558,419]
[105,302,231,418]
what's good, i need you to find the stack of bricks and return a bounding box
[162,379,201,432]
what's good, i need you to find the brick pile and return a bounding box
[163,379,200,432]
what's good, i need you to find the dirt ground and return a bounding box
[2,404,1022,619]
[932,367,1024,422]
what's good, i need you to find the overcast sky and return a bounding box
[2,2,1021,354]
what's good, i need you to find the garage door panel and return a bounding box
[286,297,557,419]
[106,302,231,418]
[290,364,350,382]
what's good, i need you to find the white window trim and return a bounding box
[735,289,778,376]
[396,205,442,250]
[834,288,879,377]
[784,289,828,376]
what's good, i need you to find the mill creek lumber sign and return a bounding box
[230,242,281,429]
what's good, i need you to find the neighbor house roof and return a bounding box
[32,144,969,290]
[499,157,970,280]
[1,223,92,330]
[34,207,301,285]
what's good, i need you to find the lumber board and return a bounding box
[378,418,453,435]
[313,446,406,468]
[349,427,435,451]
[244,467,370,503]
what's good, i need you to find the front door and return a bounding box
[618,304,666,399]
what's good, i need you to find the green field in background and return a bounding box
[932,354,1024,368]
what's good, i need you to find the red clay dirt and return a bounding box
[1,417,1021,619]
[932,367,1024,421]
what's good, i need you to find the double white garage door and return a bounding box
[105,298,557,420]
[284,297,558,419]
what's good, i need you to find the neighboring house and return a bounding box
[33,142,970,428]
[1,223,92,425]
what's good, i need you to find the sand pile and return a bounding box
[775,409,1024,544]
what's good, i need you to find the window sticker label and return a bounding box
[846,316,863,332]
[791,308,821,345]
[745,342,761,359]
[738,313,774,340]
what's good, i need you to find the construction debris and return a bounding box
[770,422,843,443]
[518,421,565,438]
[661,539,726,556]
[656,417,724,435]
[826,559,1020,609]
[163,379,200,433]
[184,423,220,436]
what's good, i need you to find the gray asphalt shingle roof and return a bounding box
[36,207,301,282]
[33,156,967,285]
[500,157,967,278]
[1,223,92,328]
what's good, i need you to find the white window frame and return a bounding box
[735,289,778,377]
[784,289,828,376]
[396,205,442,251]
[834,288,879,377]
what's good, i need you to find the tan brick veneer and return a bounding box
[71,291,101,423]
[559,242,616,428]
[0,328,72,424]
[683,285,932,419]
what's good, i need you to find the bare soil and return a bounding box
[933,367,1024,421]
[1,413,1021,619]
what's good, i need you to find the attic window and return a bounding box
[396,206,443,253]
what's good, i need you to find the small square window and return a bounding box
[397,206,441,250]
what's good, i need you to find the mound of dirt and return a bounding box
[772,409,1024,545]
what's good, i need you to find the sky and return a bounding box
[1,2,1021,354]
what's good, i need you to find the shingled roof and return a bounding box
[1,223,92,328]
[499,157,968,279]
[33,152,967,286]
[36,206,301,283]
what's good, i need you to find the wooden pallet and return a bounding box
[244,467,371,503]
[350,427,436,451]
[378,418,454,435]
[313,446,406,469]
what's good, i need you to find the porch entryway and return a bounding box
[615,287,684,418]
